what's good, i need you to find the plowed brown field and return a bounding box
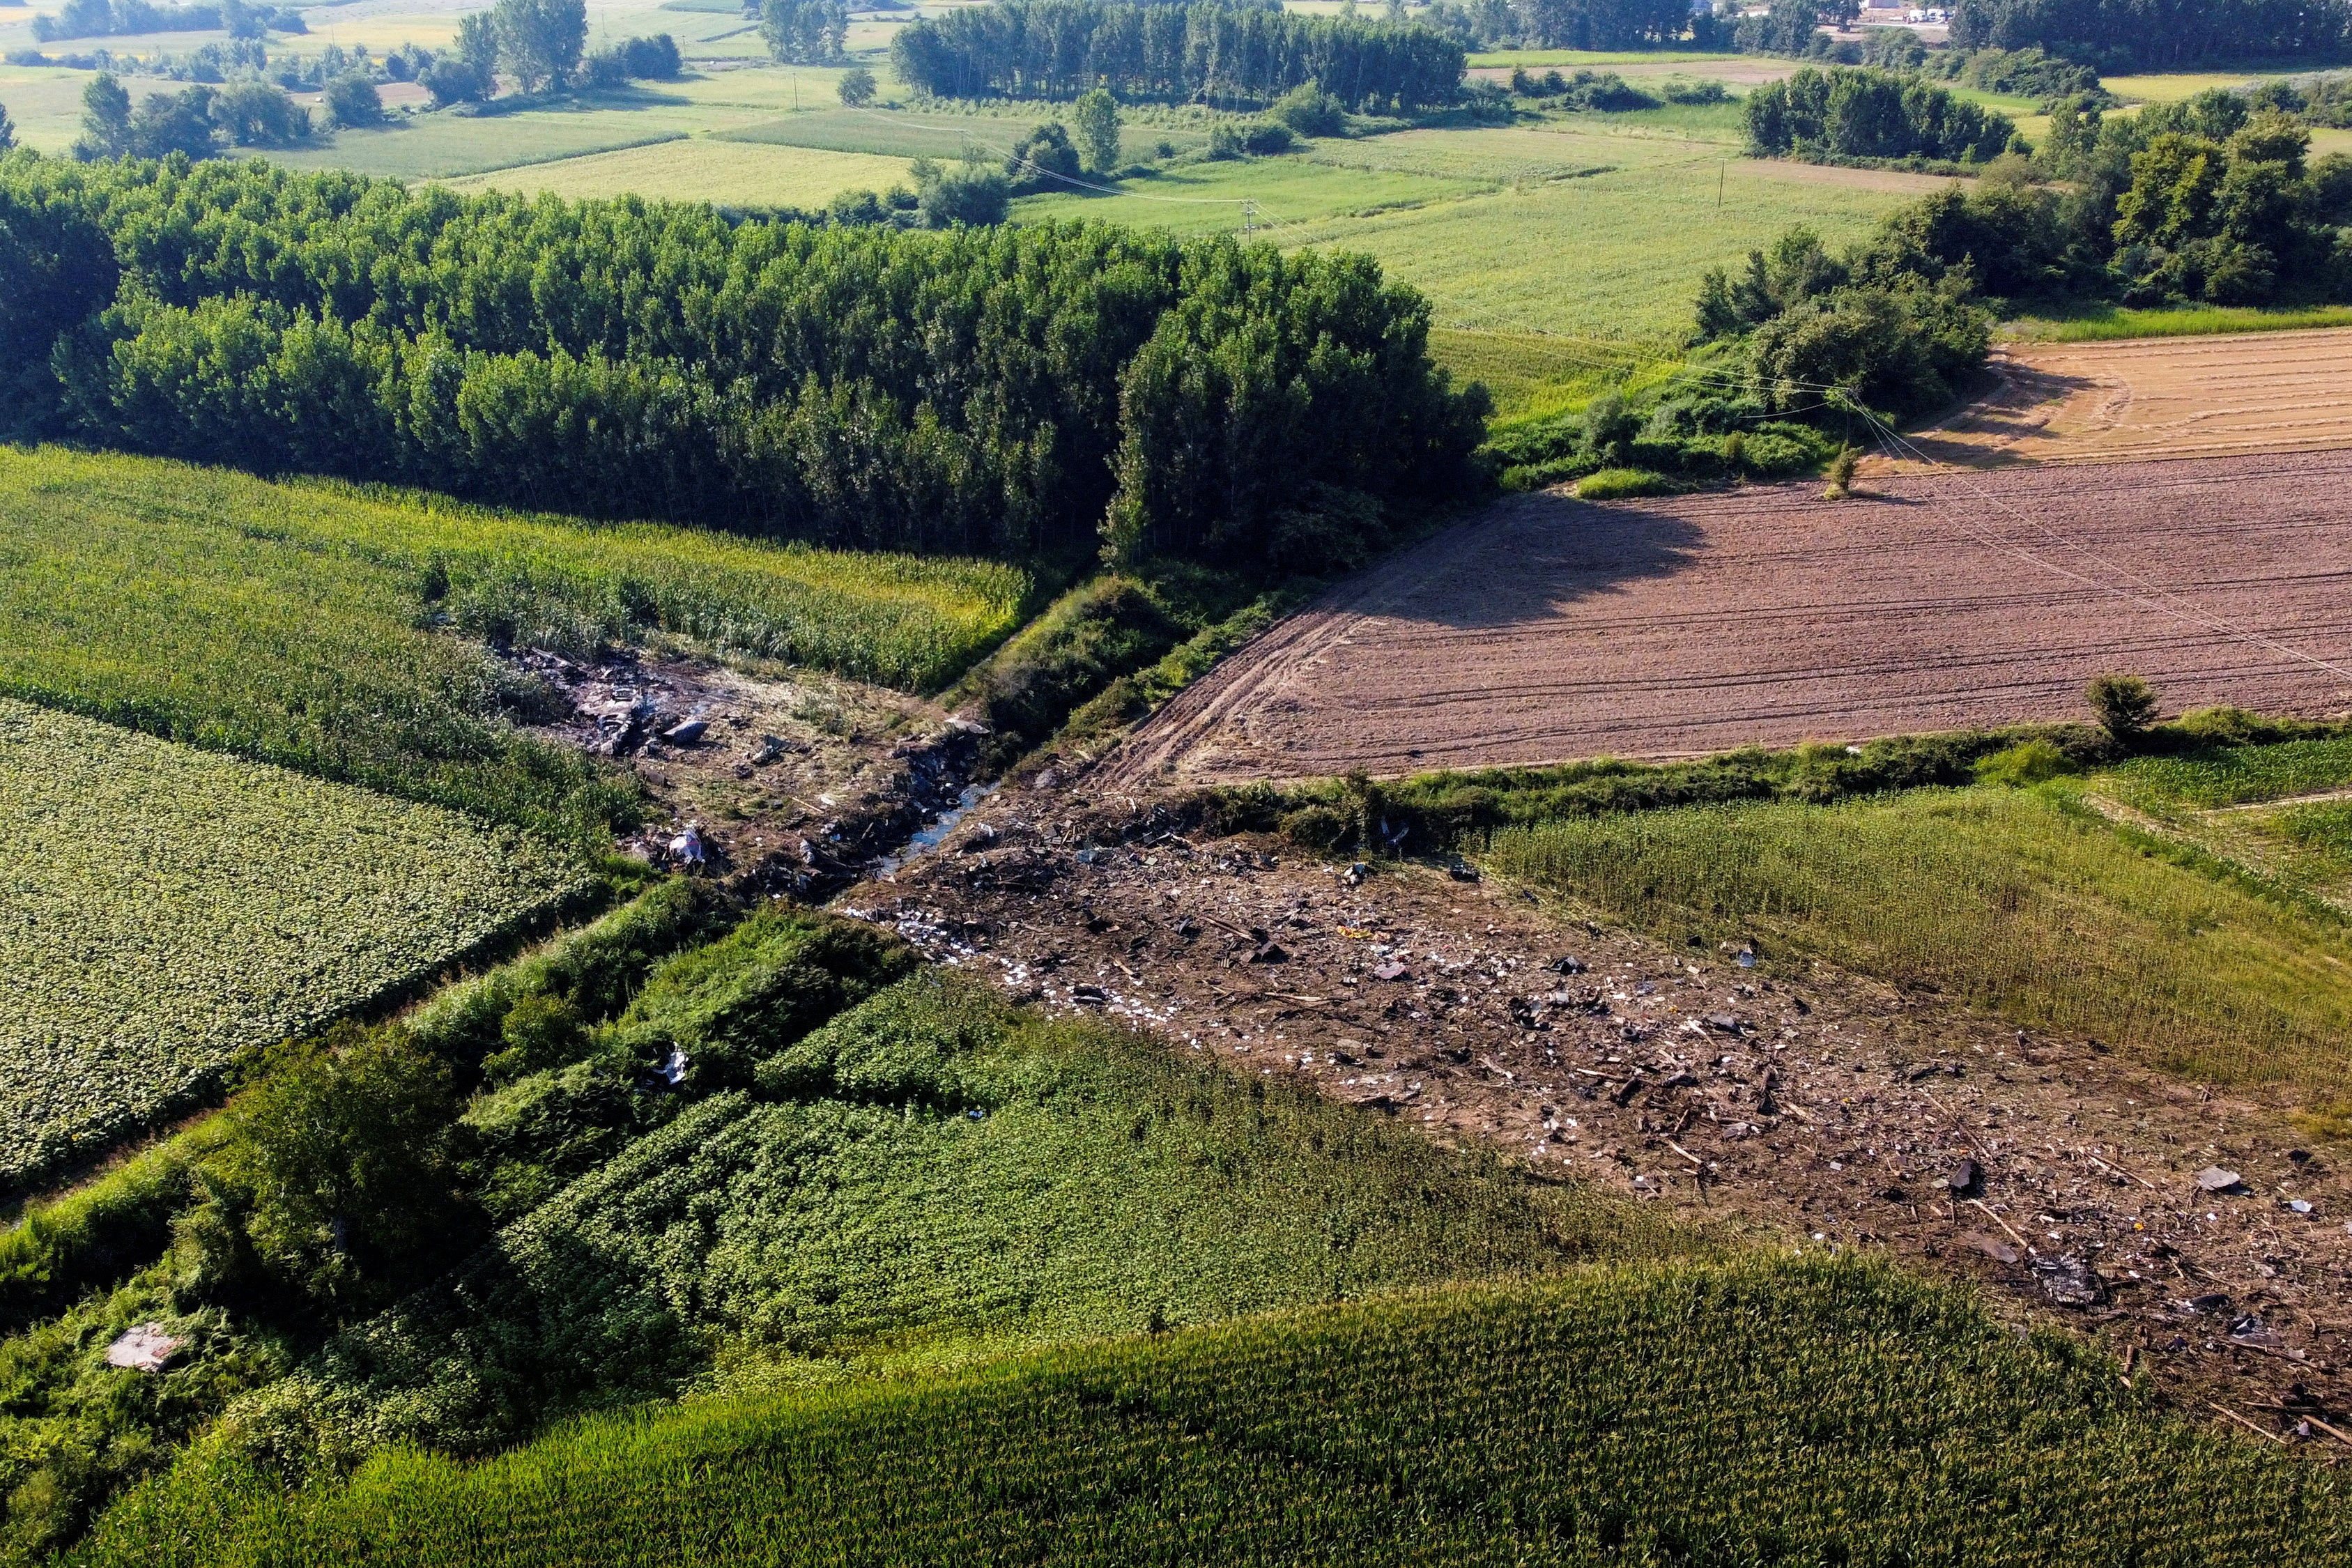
[1102,449,2352,787]
[1882,327,2352,470]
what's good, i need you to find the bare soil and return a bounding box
[846,811,2352,1446]
[516,647,984,898]
[1100,450,2352,788]
[1884,328,2352,471]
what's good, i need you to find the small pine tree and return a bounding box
[2086,672,2158,744]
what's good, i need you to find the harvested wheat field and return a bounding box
[1101,449,2352,787]
[1881,326,2352,470]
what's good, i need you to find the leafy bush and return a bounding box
[1576,466,1673,500]
[1746,66,2018,166]
[2089,672,2160,742]
[1004,121,1081,190]
[1976,737,2077,786]
[321,74,382,129]
[1240,118,1294,155]
[1270,81,1344,137]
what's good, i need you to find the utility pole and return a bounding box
[1718,161,1725,208]
[1241,199,1256,240]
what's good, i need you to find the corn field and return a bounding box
[71,1259,2352,1567]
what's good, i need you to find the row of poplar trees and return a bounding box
[0,156,1485,572]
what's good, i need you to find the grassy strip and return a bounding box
[2005,302,2352,342]
[1484,783,2352,1097]
[947,567,1271,774]
[72,1257,2348,1567]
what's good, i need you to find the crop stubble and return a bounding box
[1893,328,2352,469]
[1104,449,2352,785]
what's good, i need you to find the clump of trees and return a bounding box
[72,71,312,157]
[2040,89,2352,305]
[33,0,304,43]
[1424,0,1722,52]
[1950,0,2352,72]
[1746,66,2020,167]
[0,158,1486,577]
[890,0,1463,109]
[762,0,847,64]
[585,33,683,88]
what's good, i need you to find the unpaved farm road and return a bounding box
[1101,449,2352,787]
[846,815,2352,1448]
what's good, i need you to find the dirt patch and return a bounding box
[1883,328,2352,471]
[516,647,984,897]
[845,813,2352,1443]
[1098,450,2352,787]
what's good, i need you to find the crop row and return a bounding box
[76,1256,2349,1566]
[0,696,585,1189]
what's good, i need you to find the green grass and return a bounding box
[437,139,919,208]
[1468,49,1748,67]
[71,1256,2352,1567]
[1427,328,1685,420]
[2112,735,2352,809]
[1266,149,1932,339]
[0,696,587,1190]
[1483,782,2352,1098]
[0,447,1026,836]
[2006,302,2352,341]
[1012,152,1485,239]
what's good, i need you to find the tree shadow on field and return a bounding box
[1343,486,1707,632]
[1893,362,2104,469]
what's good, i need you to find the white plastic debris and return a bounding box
[105,1323,184,1373]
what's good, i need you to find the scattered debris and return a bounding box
[104,1324,184,1373]
[2030,1254,2106,1307]
[2197,1167,2245,1193]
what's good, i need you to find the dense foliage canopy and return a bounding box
[1949,0,2352,70]
[1746,66,2020,166]
[0,155,1482,573]
[889,0,1465,109]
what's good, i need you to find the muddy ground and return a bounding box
[840,800,2352,1452]
[513,646,986,898]
[1100,450,2352,789]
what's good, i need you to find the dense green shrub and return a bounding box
[1746,66,2018,166]
[0,157,1482,574]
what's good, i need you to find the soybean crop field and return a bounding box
[0,447,1027,836]
[76,1260,2352,1567]
[1105,449,2352,787]
[0,696,584,1188]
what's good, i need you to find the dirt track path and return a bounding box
[847,817,2352,1445]
[1100,451,2352,789]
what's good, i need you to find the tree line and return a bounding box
[0,157,1484,574]
[1949,0,2352,70]
[889,1,1466,109]
[1746,66,2020,166]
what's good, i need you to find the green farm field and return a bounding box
[0,697,584,1187]
[0,447,1028,836]
[438,136,917,206]
[73,1259,2352,1567]
[1483,769,2352,1102]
